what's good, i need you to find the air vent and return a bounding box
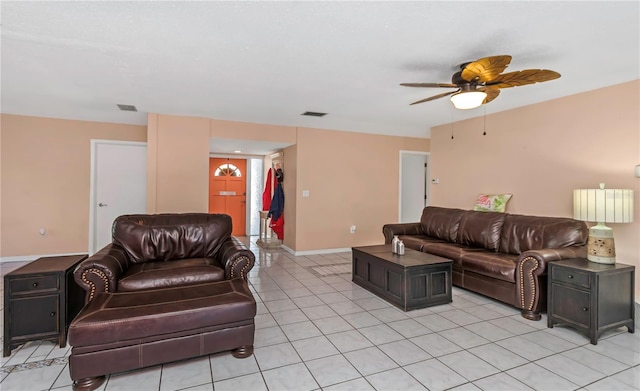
[117,104,138,112]
[301,111,327,117]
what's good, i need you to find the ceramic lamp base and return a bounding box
[587,223,616,264]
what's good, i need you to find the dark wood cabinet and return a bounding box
[352,245,452,311]
[547,258,635,345]
[4,254,87,356]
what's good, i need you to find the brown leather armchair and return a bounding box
[74,213,255,303]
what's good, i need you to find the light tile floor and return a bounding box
[1,237,639,391]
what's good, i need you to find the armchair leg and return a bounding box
[521,309,541,321]
[232,345,254,358]
[73,376,106,391]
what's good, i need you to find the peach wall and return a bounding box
[147,114,210,213]
[0,124,3,256]
[282,144,297,248]
[0,114,146,257]
[210,119,296,143]
[431,80,640,298]
[293,127,430,251]
[158,114,430,252]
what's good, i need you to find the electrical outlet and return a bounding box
[350,225,356,234]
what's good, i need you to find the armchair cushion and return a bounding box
[118,258,225,292]
[113,213,232,263]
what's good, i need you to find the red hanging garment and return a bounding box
[262,168,273,211]
[270,214,284,240]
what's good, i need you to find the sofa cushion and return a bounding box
[498,214,588,255]
[113,213,232,263]
[460,252,518,283]
[456,210,506,251]
[421,242,484,268]
[400,235,444,252]
[118,258,225,292]
[420,207,466,242]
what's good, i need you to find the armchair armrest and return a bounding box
[515,245,587,319]
[215,236,255,280]
[382,222,423,244]
[74,243,130,304]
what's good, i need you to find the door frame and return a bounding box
[88,139,147,254]
[398,150,430,222]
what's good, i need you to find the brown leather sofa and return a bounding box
[383,206,588,320]
[69,213,257,390]
[74,213,255,303]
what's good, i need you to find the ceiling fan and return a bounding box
[401,55,561,109]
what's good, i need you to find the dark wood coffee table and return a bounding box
[352,245,452,311]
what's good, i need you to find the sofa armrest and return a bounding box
[216,237,255,280]
[515,246,587,318]
[74,243,131,304]
[382,223,423,244]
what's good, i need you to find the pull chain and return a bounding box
[483,107,487,136]
[451,110,455,139]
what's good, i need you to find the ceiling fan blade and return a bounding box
[487,69,561,88]
[477,87,501,104]
[461,55,512,83]
[400,82,458,88]
[409,90,459,105]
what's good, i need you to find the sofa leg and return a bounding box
[72,376,106,391]
[521,309,541,321]
[232,345,254,358]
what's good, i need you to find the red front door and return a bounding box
[209,158,246,236]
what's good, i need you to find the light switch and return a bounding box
[302,190,310,197]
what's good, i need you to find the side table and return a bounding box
[547,258,635,345]
[3,254,87,356]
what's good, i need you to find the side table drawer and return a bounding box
[551,267,590,288]
[8,295,59,338]
[550,283,590,328]
[10,275,58,294]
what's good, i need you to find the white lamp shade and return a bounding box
[573,187,634,223]
[450,91,487,109]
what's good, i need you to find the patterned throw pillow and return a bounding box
[473,194,512,212]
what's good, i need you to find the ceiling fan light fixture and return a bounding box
[450,91,487,109]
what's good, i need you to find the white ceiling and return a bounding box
[2,1,639,153]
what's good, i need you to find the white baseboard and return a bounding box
[0,252,87,264]
[281,245,352,256]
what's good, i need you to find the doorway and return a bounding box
[89,140,147,254]
[399,151,430,223]
[209,158,247,236]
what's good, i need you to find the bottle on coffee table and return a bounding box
[392,235,400,254]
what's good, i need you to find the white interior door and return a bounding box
[400,152,429,223]
[89,140,147,254]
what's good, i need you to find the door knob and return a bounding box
[98,203,108,207]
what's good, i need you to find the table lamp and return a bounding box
[573,183,634,264]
